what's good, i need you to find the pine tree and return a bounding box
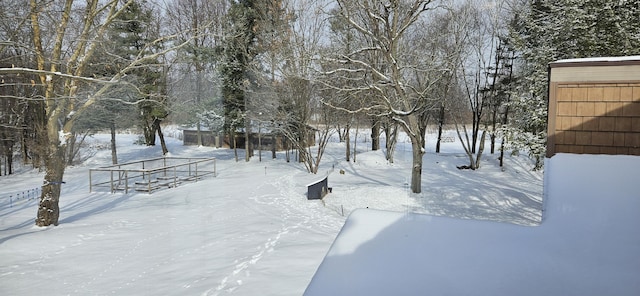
[506,0,640,169]
[219,0,260,161]
[109,0,167,150]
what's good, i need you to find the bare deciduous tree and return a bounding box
[450,0,507,170]
[322,0,440,193]
[165,0,227,146]
[0,0,191,226]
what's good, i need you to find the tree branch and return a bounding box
[0,68,117,84]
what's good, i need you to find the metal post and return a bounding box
[89,169,93,193]
[258,121,262,162]
[173,166,177,188]
[147,171,151,193]
[163,157,167,177]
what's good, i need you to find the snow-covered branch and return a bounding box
[320,98,385,115]
[0,68,117,84]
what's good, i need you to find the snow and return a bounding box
[59,130,71,145]
[0,130,636,295]
[551,55,640,64]
[304,153,640,296]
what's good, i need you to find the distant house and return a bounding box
[546,56,640,157]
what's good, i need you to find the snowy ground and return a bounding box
[306,154,640,295]
[0,130,544,295]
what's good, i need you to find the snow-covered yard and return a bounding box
[305,153,640,295]
[1,131,635,295]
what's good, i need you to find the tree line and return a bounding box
[0,0,638,226]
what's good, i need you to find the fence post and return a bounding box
[162,157,167,177]
[173,166,177,188]
[148,170,153,193]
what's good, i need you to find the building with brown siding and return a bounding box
[547,56,640,157]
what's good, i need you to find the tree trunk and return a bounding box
[245,119,250,162]
[384,122,398,163]
[353,120,359,162]
[36,128,66,227]
[499,105,510,167]
[345,128,350,161]
[258,123,262,162]
[410,141,424,193]
[110,122,118,164]
[298,136,306,164]
[154,118,168,155]
[336,124,345,142]
[144,120,156,146]
[7,150,12,175]
[1,138,13,175]
[467,150,476,170]
[271,134,276,159]
[3,135,14,175]
[66,131,90,166]
[455,122,475,170]
[471,113,478,153]
[66,133,77,165]
[435,104,445,153]
[196,63,203,146]
[371,119,380,151]
[0,143,3,176]
[490,109,497,154]
[231,130,238,162]
[285,139,290,162]
[475,130,487,169]
[499,137,505,167]
[21,131,28,165]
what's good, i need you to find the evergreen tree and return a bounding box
[506,0,640,169]
[219,0,260,161]
[109,0,167,149]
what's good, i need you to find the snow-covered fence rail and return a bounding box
[1,187,41,209]
[89,157,216,194]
